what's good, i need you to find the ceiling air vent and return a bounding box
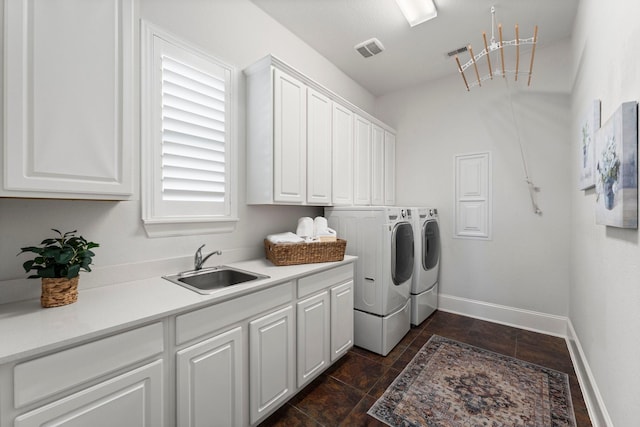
[355,38,385,58]
[446,46,468,57]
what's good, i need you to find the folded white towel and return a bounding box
[267,232,304,244]
[296,217,314,238]
[313,216,328,233]
[313,216,336,237]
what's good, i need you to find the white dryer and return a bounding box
[325,206,414,356]
[410,207,440,325]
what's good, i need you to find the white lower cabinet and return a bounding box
[331,280,354,361]
[297,291,330,388]
[296,264,355,389]
[4,322,165,427]
[249,305,295,425]
[176,327,243,427]
[3,262,355,427]
[14,360,163,427]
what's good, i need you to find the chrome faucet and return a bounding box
[194,244,222,270]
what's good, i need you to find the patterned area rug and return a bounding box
[368,335,576,427]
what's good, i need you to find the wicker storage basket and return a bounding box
[264,239,346,266]
[41,276,79,308]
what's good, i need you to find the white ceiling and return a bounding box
[250,0,580,96]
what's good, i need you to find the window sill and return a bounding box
[143,217,239,238]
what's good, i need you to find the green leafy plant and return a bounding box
[18,229,99,279]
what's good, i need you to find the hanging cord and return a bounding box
[503,77,543,215]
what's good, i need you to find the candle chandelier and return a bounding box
[454,6,538,91]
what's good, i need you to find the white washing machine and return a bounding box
[325,206,414,356]
[410,207,440,326]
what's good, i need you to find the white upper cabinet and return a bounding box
[384,131,396,206]
[2,0,133,199]
[246,59,306,205]
[273,69,307,204]
[331,103,354,206]
[353,115,372,206]
[306,89,332,205]
[245,55,395,206]
[371,124,385,206]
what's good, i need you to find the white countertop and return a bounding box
[0,256,356,365]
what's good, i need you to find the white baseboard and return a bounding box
[437,293,568,337]
[566,320,614,427]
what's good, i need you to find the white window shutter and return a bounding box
[141,22,237,237]
[161,55,227,203]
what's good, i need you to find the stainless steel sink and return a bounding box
[163,266,269,294]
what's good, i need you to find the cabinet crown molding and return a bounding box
[244,55,395,133]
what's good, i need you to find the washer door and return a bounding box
[391,222,414,285]
[422,220,440,271]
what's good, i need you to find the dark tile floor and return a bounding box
[259,310,592,427]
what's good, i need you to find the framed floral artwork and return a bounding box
[578,100,601,190]
[595,101,638,228]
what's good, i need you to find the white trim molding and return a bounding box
[438,293,567,336]
[566,320,614,427]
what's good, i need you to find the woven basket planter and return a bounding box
[41,276,79,308]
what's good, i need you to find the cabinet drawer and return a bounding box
[14,360,163,427]
[175,281,294,346]
[297,264,353,298]
[14,322,164,408]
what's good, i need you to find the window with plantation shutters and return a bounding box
[141,22,238,237]
[161,55,226,203]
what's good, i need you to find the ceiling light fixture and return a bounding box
[454,6,538,91]
[395,0,437,27]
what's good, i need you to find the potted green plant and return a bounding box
[18,229,99,308]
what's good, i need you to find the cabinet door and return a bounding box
[354,115,372,206]
[14,360,163,427]
[297,291,330,388]
[384,131,396,206]
[331,281,354,361]
[3,0,133,199]
[307,89,332,205]
[176,327,243,427]
[332,103,354,205]
[371,124,385,206]
[273,68,307,204]
[249,305,294,424]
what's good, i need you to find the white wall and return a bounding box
[570,0,640,425]
[374,41,572,317]
[0,0,375,301]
